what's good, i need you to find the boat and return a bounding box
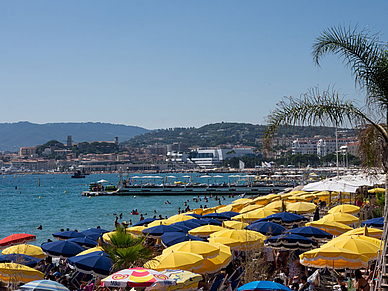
[71,170,86,178]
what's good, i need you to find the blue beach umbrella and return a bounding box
[171,220,203,230]
[68,237,98,248]
[0,254,41,268]
[285,226,333,241]
[52,231,87,240]
[41,241,85,258]
[161,232,204,248]
[202,211,239,220]
[237,281,292,291]
[67,251,112,277]
[185,213,202,219]
[142,225,183,238]
[199,218,223,226]
[264,233,318,251]
[361,217,384,229]
[81,228,109,241]
[246,221,286,236]
[256,212,308,226]
[133,218,158,227]
[19,280,70,291]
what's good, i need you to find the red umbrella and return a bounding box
[0,234,36,249]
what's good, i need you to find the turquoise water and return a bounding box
[0,173,243,245]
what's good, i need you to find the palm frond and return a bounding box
[312,25,388,111]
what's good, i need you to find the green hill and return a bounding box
[124,122,349,148]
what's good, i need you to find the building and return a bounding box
[67,135,72,148]
[317,138,358,156]
[292,139,319,155]
[19,147,36,157]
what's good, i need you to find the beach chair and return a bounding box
[230,278,242,291]
[209,279,223,291]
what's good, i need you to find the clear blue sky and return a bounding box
[0,1,387,129]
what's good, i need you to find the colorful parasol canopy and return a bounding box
[102,267,176,288]
[328,204,360,214]
[208,237,241,249]
[144,251,204,272]
[19,279,70,291]
[76,246,104,256]
[299,246,369,269]
[167,215,197,223]
[2,244,46,260]
[163,241,219,259]
[0,263,44,284]
[0,234,36,250]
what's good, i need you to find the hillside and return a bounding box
[124,122,348,148]
[0,122,149,152]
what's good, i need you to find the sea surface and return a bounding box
[0,173,250,246]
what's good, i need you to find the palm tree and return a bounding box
[101,225,153,271]
[265,25,388,287]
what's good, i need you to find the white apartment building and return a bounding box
[292,139,318,155]
[317,138,358,156]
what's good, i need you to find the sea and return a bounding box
[0,173,254,246]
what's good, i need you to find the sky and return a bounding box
[0,1,387,130]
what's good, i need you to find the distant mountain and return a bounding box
[0,122,150,152]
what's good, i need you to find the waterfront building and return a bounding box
[19,147,36,157]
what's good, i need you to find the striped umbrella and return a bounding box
[19,280,69,291]
[102,267,176,288]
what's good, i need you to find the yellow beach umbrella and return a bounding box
[222,221,248,230]
[240,204,264,214]
[147,220,173,227]
[341,227,383,239]
[286,196,308,203]
[208,237,241,249]
[306,219,353,236]
[126,225,147,236]
[195,243,232,275]
[161,270,203,291]
[103,231,135,243]
[315,191,330,197]
[232,208,277,223]
[210,229,265,249]
[368,188,385,193]
[328,204,360,214]
[215,205,234,213]
[188,225,226,238]
[167,215,196,223]
[163,241,219,259]
[0,263,44,284]
[232,198,252,204]
[343,235,382,247]
[300,246,369,269]
[2,244,46,259]
[264,200,289,211]
[321,213,359,225]
[77,246,104,256]
[322,235,381,259]
[251,196,270,206]
[286,202,317,214]
[144,251,204,271]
